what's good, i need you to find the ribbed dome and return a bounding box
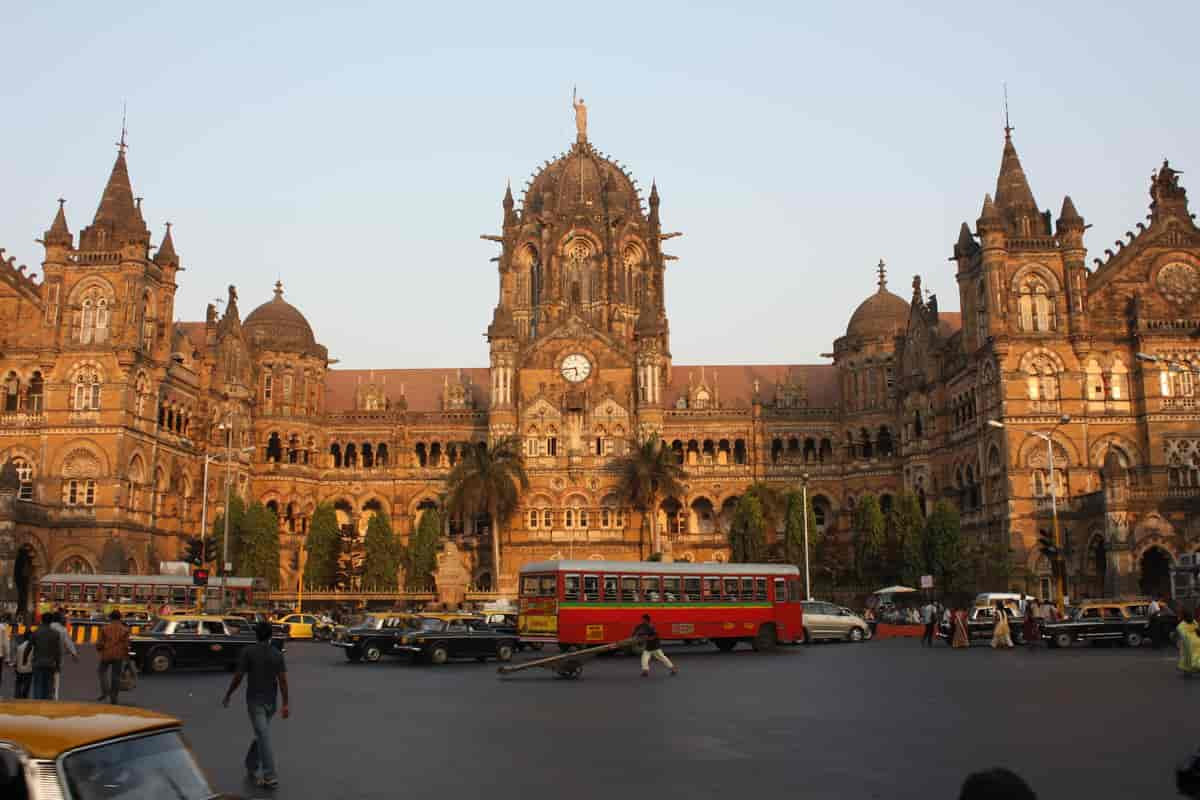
[243,282,319,353]
[522,140,642,217]
[846,263,909,339]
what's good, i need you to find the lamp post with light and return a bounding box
[801,473,812,601]
[988,414,1071,613]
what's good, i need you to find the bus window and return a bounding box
[521,576,539,596]
[722,578,739,600]
[662,577,680,602]
[53,583,66,601]
[171,587,187,605]
[683,577,701,602]
[539,576,557,597]
[68,584,82,602]
[83,585,99,603]
[740,577,755,600]
[135,585,150,601]
[703,577,720,600]
[603,575,618,602]
[564,574,581,601]
[773,578,787,603]
[789,579,802,602]
[102,584,116,601]
[755,578,768,601]
[583,575,600,601]
[643,576,661,602]
[620,576,640,603]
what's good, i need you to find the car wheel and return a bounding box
[714,638,737,652]
[346,647,362,663]
[1125,631,1144,648]
[849,627,865,643]
[496,643,514,663]
[1054,632,1073,649]
[148,648,173,674]
[429,645,449,665]
[363,643,382,663]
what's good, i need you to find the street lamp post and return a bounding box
[801,472,812,601]
[988,415,1071,613]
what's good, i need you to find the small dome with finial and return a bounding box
[243,281,323,355]
[845,260,910,339]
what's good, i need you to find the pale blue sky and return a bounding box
[4,2,1197,368]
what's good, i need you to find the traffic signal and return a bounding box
[204,538,218,564]
[192,567,209,586]
[185,537,203,566]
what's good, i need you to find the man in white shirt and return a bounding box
[921,600,938,647]
[50,612,79,699]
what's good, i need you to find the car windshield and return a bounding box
[418,618,446,632]
[360,616,386,629]
[63,730,216,800]
[150,620,171,633]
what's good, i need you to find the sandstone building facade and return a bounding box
[1,116,1198,605]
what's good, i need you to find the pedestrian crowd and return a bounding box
[0,607,132,703]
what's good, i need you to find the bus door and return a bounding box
[772,577,790,636]
[518,573,559,639]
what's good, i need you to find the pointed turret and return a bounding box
[217,285,242,338]
[954,222,979,259]
[502,182,517,227]
[79,147,151,250]
[1056,195,1085,235]
[154,223,178,267]
[994,130,1038,213]
[977,193,1004,236]
[44,199,72,247]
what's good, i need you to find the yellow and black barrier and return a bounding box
[13,621,146,640]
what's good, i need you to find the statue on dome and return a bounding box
[572,87,587,141]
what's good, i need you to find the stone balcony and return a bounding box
[0,412,46,428]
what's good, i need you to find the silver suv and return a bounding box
[801,601,871,643]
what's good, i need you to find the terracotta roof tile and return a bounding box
[937,312,962,337]
[667,364,840,409]
[175,322,207,352]
[326,368,491,413]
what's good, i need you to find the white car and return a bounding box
[801,600,872,643]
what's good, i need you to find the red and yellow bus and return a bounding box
[517,560,804,652]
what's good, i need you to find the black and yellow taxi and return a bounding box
[130,613,285,674]
[0,701,221,799]
[395,614,520,665]
[1042,600,1149,648]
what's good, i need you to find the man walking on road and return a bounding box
[921,600,938,647]
[633,614,678,677]
[223,621,290,789]
[30,613,62,700]
[49,612,78,699]
[95,610,131,704]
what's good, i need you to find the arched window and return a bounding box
[1109,358,1128,401]
[2,372,18,412]
[1025,356,1059,404]
[26,372,43,413]
[73,369,101,410]
[12,457,34,501]
[1018,278,1055,332]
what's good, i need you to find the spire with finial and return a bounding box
[273,280,284,300]
[876,258,888,292]
[44,198,72,247]
[1056,195,1084,236]
[993,105,1039,224]
[911,274,922,303]
[80,109,149,249]
[154,222,178,266]
[502,180,517,227]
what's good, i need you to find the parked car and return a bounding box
[0,701,218,800]
[481,612,543,651]
[937,606,1024,645]
[333,613,423,662]
[396,616,519,664]
[273,612,334,640]
[1043,601,1158,648]
[228,608,291,639]
[130,614,286,673]
[800,601,871,643]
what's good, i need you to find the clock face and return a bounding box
[561,353,592,383]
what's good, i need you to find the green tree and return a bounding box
[782,490,819,569]
[237,501,281,588]
[889,492,925,586]
[614,435,685,558]
[728,493,768,562]
[445,436,529,587]
[403,508,441,591]
[852,495,887,582]
[924,500,964,591]
[361,512,401,590]
[303,503,341,589]
[208,494,246,576]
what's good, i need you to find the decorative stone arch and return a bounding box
[1133,512,1176,549]
[408,494,441,517]
[557,227,604,256]
[1088,434,1142,469]
[54,439,110,477]
[559,490,595,507]
[66,275,117,305]
[1016,347,1067,375]
[64,359,107,385]
[1016,432,1079,468]
[52,545,98,575]
[359,493,391,519]
[0,445,39,468]
[1008,263,1062,294]
[711,551,728,563]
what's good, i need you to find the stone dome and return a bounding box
[243,282,321,354]
[522,140,643,218]
[845,265,909,339]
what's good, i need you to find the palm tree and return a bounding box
[444,436,529,590]
[614,435,685,557]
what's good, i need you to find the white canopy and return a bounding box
[873,585,918,595]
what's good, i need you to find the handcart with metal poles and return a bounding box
[496,638,636,680]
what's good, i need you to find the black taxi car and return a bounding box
[395,616,519,665]
[130,614,287,674]
[333,612,422,662]
[1041,601,1150,648]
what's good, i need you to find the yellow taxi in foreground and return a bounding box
[0,701,220,799]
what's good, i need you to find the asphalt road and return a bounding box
[50,636,1193,799]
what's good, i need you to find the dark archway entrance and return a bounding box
[1139,546,1172,599]
[1082,535,1107,599]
